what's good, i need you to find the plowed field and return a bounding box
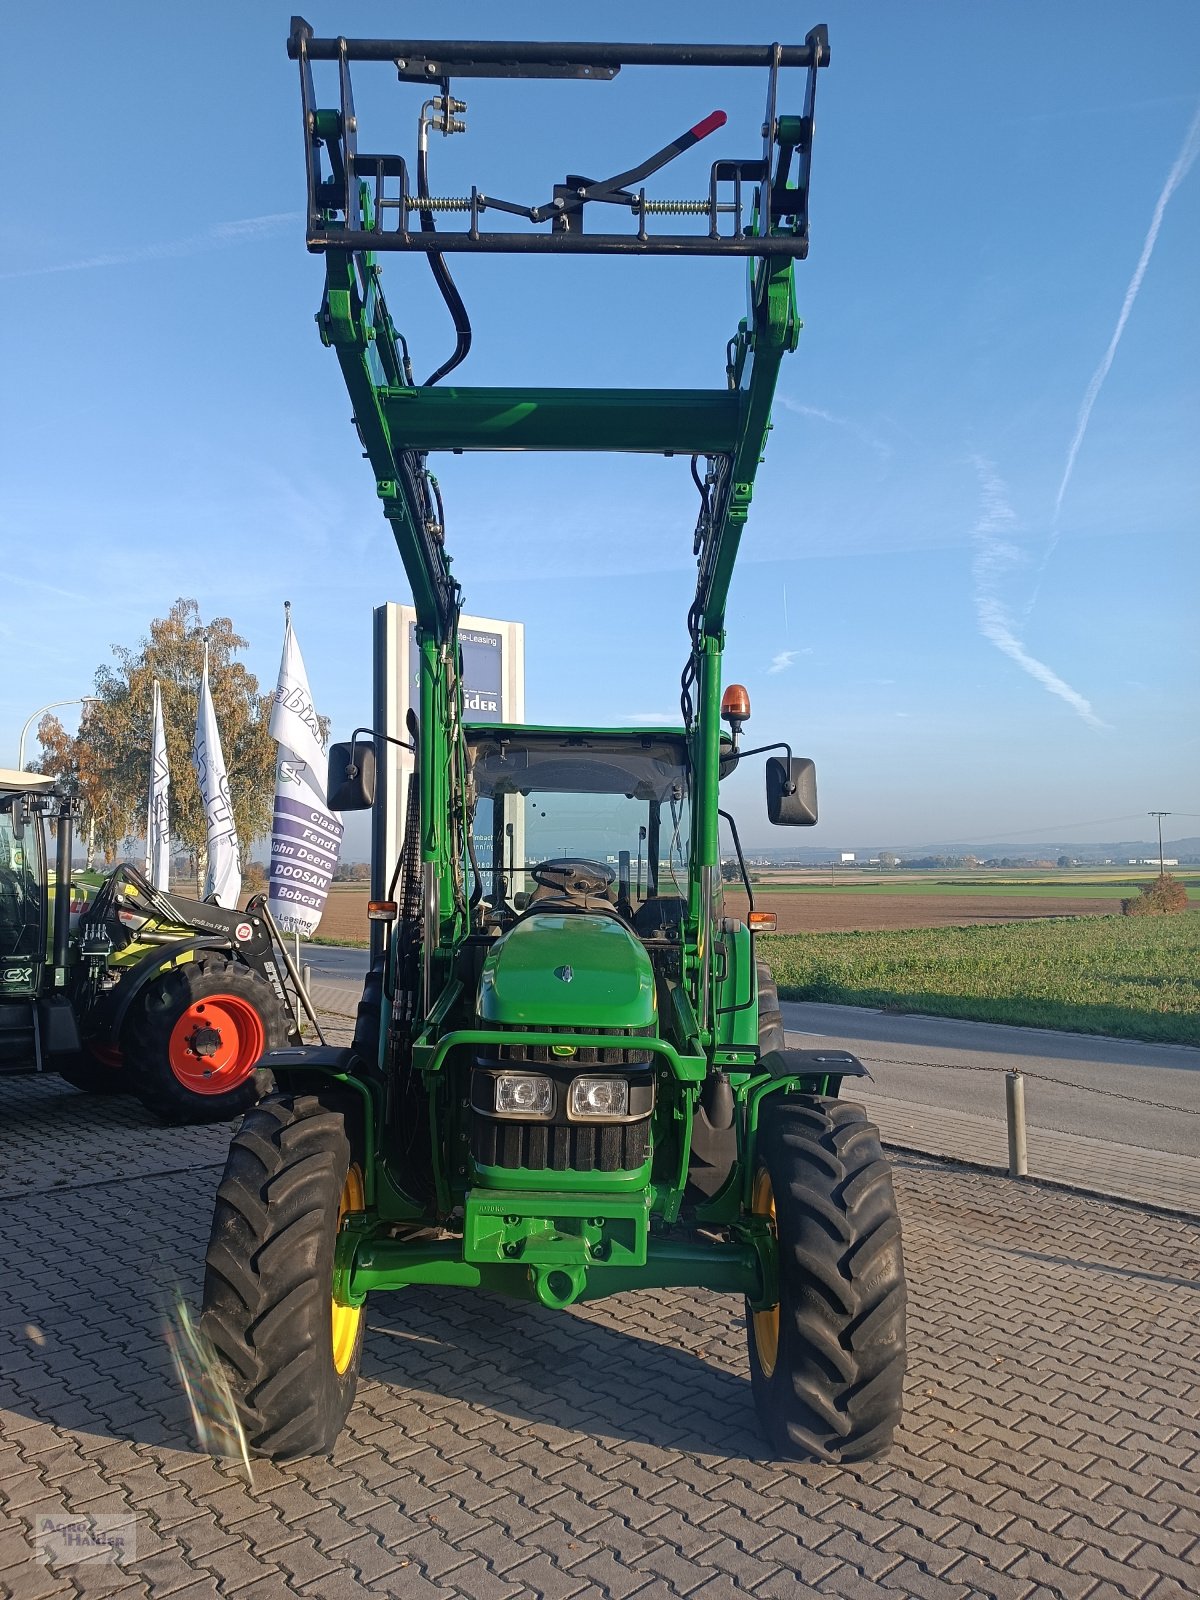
[312,885,1117,943]
[720,890,1116,932]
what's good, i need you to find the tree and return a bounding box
[878,851,899,870]
[32,709,107,865]
[73,599,276,865]
[1122,874,1188,916]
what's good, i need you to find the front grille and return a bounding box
[484,1022,654,1067]
[472,1117,650,1173]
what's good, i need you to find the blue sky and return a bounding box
[3,2,1197,853]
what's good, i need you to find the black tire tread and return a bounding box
[200,1094,363,1459]
[55,1048,131,1096]
[756,959,786,1055]
[748,1095,906,1462]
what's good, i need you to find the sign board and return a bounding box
[371,604,525,942]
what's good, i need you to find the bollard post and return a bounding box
[1005,1070,1028,1178]
[292,934,304,1028]
[302,963,312,1001]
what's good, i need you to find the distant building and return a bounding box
[840,852,855,864]
[1130,858,1178,867]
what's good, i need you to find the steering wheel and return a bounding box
[530,858,616,898]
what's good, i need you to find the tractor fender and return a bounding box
[104,936,234,1041]
[258,1045,380,1201]
[741,1049,874,1211]
[758,1046,871,1086]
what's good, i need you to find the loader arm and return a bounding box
[292,21,829,1030]
[294,18,828,649]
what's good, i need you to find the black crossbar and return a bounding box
[288,21,830,71]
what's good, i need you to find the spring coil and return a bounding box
[642,199,713,215]
[410,195,472,212]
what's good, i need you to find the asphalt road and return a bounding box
[305,944,1200,1160]
[783,1000,1200,1159]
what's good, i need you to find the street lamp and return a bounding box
[1148,811,1171,877]
[16,698,101,771]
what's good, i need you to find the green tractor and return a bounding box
[0,768,307,1123]
[201,20,905,1462]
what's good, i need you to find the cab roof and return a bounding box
[0,767,56,796]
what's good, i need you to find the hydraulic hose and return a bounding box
[417,133,472,386]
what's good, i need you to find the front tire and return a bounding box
[56,1041,131,1097]
[124,956,287,1124]
[747,1096,906,1462]
[201,1095,365,1459]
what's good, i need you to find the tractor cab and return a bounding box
[0,772,54,974]
[466,725,690,933]
[0,770,55,1062]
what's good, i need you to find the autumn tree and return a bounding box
[71,599,275,865]
[1122,874,1189,916]
[32,708,107,864]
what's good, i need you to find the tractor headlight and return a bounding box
[567,1076,630,1121]
[494,1072,554,1117]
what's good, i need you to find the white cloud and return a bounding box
[625,711,675,724]
[767,648,811,675]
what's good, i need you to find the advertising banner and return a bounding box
[268,606,343,936]
[192,645,241,908]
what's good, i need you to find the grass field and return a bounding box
[768,914,1200,1045]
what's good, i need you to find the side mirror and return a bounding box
[327,741,376,811]
[766,756,817,826]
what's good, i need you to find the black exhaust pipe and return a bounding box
[52,803,74,978]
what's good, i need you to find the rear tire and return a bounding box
[757,959,785,1055]
[124,956,287,1124]
[201,1095,365,1459]
[747,1095,906,1461]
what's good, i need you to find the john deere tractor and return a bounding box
[0,768,304,1122]
[201,20,905,1462]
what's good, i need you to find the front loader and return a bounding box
[201,19,906,1463]
[0,768,308,1122]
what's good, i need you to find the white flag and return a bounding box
[145,679,171,891]
[268,606,343,937]
[192,643,242,908]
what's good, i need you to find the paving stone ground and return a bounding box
[1,1071,1198,1600]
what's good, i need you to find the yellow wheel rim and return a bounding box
[331,1165,364,1376]
[751,1167,780,1378]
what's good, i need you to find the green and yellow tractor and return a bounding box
[0,768,304,1122]
[201,19,906,1462]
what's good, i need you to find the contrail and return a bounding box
[971,457,1106,729]
[1049,103,1200,539]
[776,396,893,466]
[0,212,299,281]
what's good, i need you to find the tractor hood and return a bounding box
[478,912,655,1030]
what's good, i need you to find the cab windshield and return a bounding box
[467,731,690,918]
[0,798,44,962]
